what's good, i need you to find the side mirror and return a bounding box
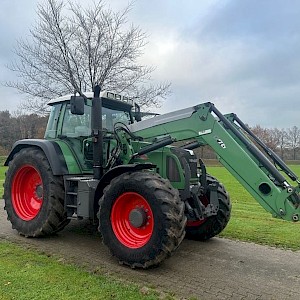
[134,103,142,122]
[70,96,85,115]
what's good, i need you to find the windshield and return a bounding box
[102,107,131,132]
[61,103,132,138]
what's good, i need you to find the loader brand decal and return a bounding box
[215,137,226,149]
[198,129,212,136]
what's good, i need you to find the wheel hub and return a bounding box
[35,185,43,198]
[111,192,154,249]
[129,208,147,228]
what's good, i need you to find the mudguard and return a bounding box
[4,139,68,175]
[94,163,156,201]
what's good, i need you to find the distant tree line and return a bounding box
[193,125,300,161]
[0,110,300,161]
[0,111,47,155]
[251,125,300,160]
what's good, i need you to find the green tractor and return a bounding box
[3,86,300,268]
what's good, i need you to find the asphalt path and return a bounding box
[0,201,300,300]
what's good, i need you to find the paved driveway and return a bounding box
[1,201,299,299]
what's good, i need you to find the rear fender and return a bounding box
[4,139,68,175]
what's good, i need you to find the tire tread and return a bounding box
[3,147,69,237]
[99,171,186,269]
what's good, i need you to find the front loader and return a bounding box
[3,86,300,268]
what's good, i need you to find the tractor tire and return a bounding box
[185,175,231,241]
[3,147,69,237]
[98,171,186,269]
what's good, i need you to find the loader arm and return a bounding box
[128,102,300,222]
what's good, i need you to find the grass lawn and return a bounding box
[0,241,163,300]
[207,165,300,250]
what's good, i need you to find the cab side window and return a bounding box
[44,104,62,139]
[61,104,91,137]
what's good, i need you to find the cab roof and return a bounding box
[47,91,134,107]
[48,92,94,105]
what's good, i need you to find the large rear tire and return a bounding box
[98,171,186,269]
[3,147,69,237]
[185,175,231,240]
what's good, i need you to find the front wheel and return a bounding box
[3,147,69,237]
[98,171,186,268]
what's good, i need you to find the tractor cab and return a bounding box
[45,91,137,172]
[45,91,136,138]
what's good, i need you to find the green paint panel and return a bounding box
[55,140,81,174]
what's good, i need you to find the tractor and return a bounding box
[3,86,300,268]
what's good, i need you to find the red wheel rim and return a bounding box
[11,165,43,221]
[111,192,154,249]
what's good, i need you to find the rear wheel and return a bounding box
[98,171,186,268]
[185,175,231,240]
[3,147,69,237]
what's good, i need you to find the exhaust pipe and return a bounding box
[91,85,103,180]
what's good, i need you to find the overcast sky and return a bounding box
[1,0,300,128]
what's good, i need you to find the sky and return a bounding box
[1,0,300,128]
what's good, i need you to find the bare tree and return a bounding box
[287,126,300,160]
[5,0,171,114]
[251,125,277,150]
[270,128,288,159]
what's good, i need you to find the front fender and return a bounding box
[94,163,156,201]
[5,139,68,175]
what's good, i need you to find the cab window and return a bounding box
[102,107,131,132]
[44,104,62,139]
[61,104,92,137]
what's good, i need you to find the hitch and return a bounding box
[188,179,220,220]
[199,158,208,194]
[186,159,220,221]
